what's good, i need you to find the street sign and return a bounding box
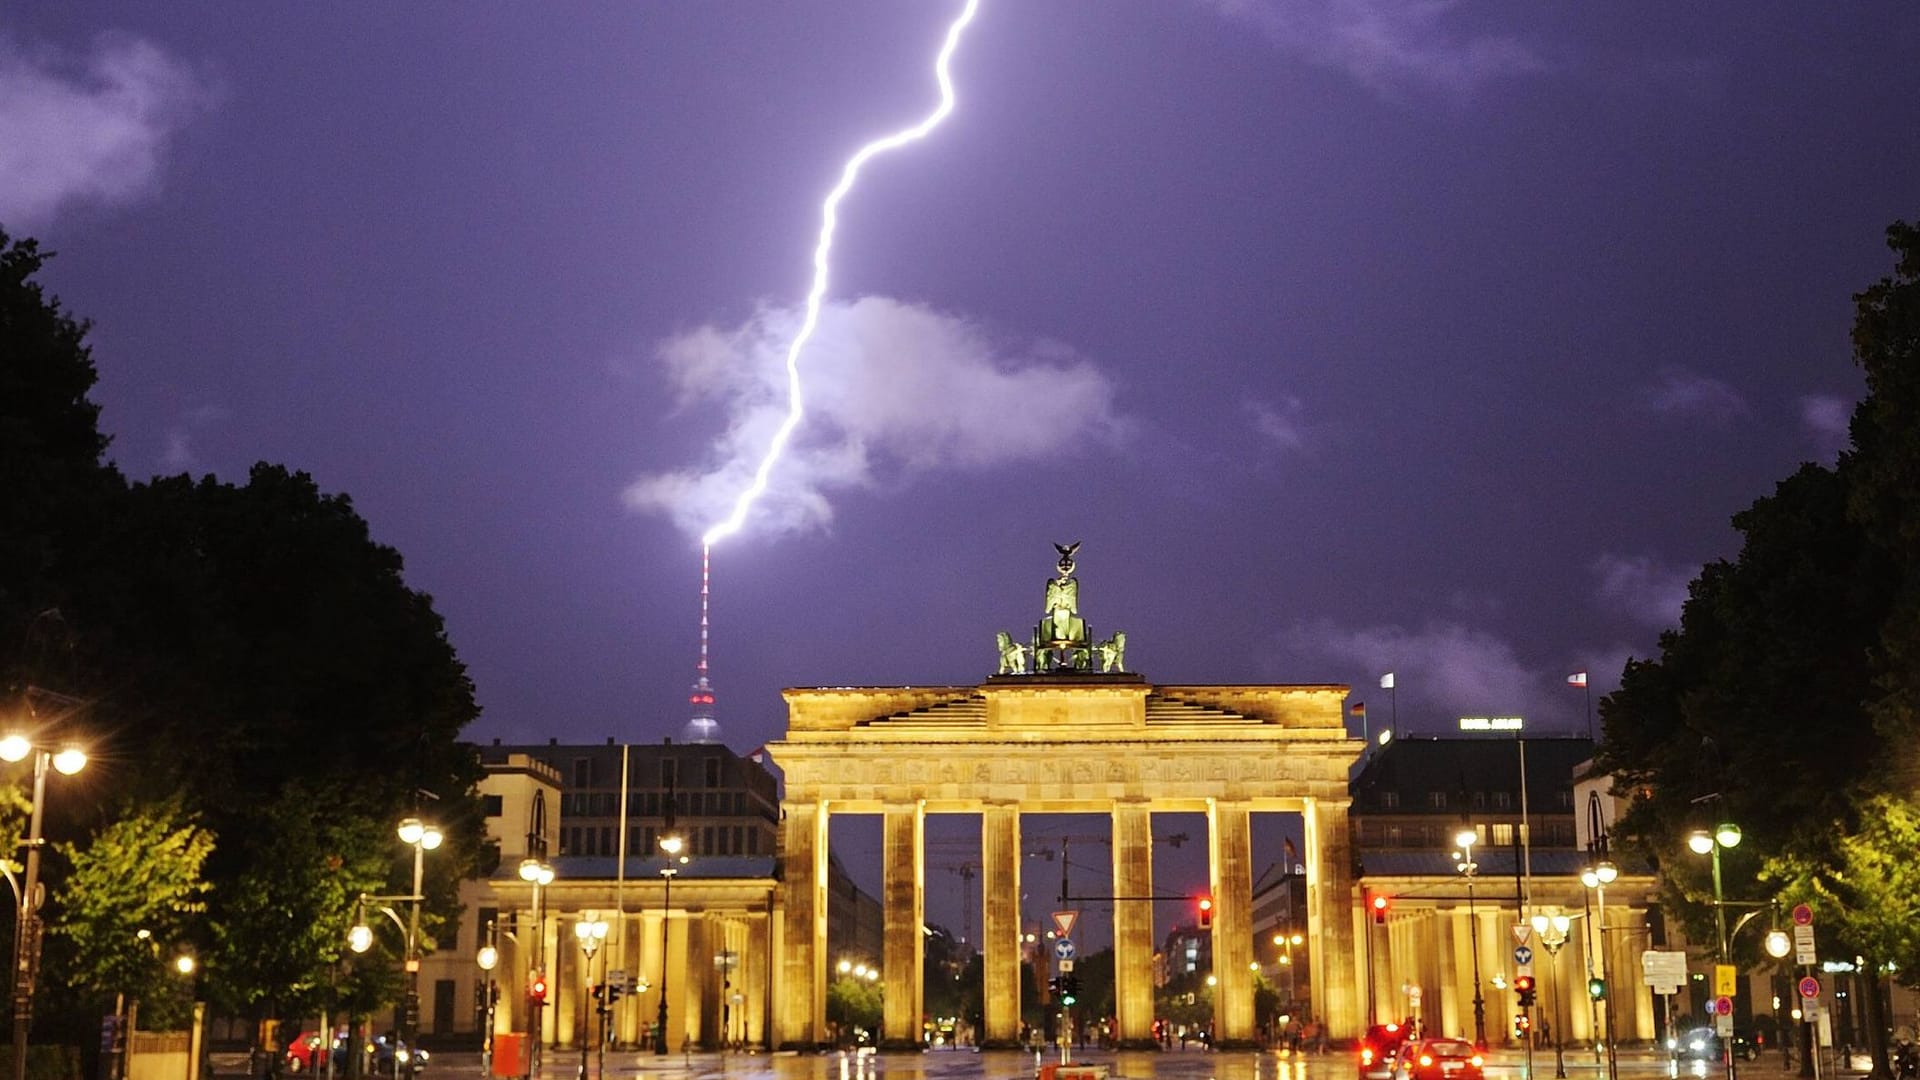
[1714,964,1738,997]
[1714,996,1734,1016]
[1799,976,1821,1000]
[1643,950,1689,993]
[1059,959,1074,973]
[1512,924,1532,946]
[1053,938,1077,960]
[1053,911,1079,938]
[1793,924,1817,965]
[1408,986,1424,1005]
[608,969,625,987]
[1792,903,1814,926]
[1514,945,1534,966]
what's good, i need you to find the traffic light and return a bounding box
[1047,975,1061,1000]
[1197,896,1214,929]
[605,980,625,1006]
[1513,974,1536,1008]
[529,973,548,1003]
[1061,975,1080,1006]
[1513,1014,1531,1038]
[1587,976,1607,1001]
[1371,893,1391,925]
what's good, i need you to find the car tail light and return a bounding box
[1471,1056,1484,1068]
[1362,1047,1375,1064]
[1420,1056,1434,1067]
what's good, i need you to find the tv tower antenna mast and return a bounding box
[684,544,720,744]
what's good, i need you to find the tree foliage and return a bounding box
[1,230,484,1042]
[1597,220,1920,1076]
[51,798,212,1024]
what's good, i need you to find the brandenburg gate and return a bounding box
[766,546,1366,1048]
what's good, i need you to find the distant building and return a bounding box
[413,741,878,1050]
[481,738,778,861]
[1349,734,1661,1046]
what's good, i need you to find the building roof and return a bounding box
[1351,735,1595,810]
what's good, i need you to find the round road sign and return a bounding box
[1715,996,1733,1016]
[1792,903,1815,926]
[1054,938,1077,960]
[1800,976,1821,999]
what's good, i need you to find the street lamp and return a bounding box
[518,856,555,1076]
[477,923,500,1077]
[396,817,443,1063]
[1454,826,1487,1050]
[1580,858,1619,1080]
[1273,932,1304,1004]
[2,732,86,1080]
[654,823,685,1055]
[1689,822,1742,1080]
[573,916,608,1080]
[1531,913,1574,1078]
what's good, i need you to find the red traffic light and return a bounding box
[1513,975,1535,993]
[530,974,548,1002]
[1370,893,1390,924]
[1197,895,1214,929]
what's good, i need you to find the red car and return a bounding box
[1392,1038,1484,1080]
[1358,1022,1412,1080]
[283,1032,326,1073]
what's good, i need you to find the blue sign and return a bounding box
[1514,945,1534,965]
[1054,938,1077,960]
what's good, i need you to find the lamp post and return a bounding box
[1273,932,1303,1005]
[573,916,607,1080]
[396,817,443,1065]
[2,733,87,1080]
[1690,822,1743,1080]
[1580,858,1620,1080]
[1532,913,1573,1079]
[517,857,555,1079]
[655,833,683,1054]
[477,924,499,1078]
[1455,826,1487,1050]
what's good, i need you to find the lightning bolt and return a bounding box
[700,0,983,549]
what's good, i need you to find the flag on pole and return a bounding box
[1380,672,1395,689]
[1352,701,1367,717]
[1567,672,1588,688]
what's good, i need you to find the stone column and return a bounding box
[777,801,829,1048]
[980,804,1023,1047]
[1305,797,1363,1038]
[1437,908,1462,1037]
[1111,801,1157,1047]
[881,801,926,1049]
[1209,799,1255,1046]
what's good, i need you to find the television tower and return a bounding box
[682,545,721,744]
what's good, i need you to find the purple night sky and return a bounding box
[6,2,1917,941]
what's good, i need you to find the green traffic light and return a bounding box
[1588,977,1607,1000]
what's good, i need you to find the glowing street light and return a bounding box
[2,729,87,1080]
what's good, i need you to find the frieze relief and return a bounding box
[781,747,1350,803]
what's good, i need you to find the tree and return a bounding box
[2,234,485,1053]
[52,799,212,1029]
[825,976,882,1045]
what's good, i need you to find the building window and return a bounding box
[703,826,714,853]
[1492,824,1514,846]
[1428,791,1448,809]
[661,759,677,789]
[1493,792,1512,810]
[706,758,722,788]
[1381,791,1399,809]
[600,826,612,854]
[483,795,503,817]
[1558,791,1572,808]
[573,758,590,788]
[642,826,655,853]
[748,829,760,855]
[1385,826,1402,847]
[1472,791,1487,809]
[733,826,743,853]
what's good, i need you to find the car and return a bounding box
[1673,1027,1758,1064]
[282,1032,325,1073]
[1391,1038,1485,1080]
[370,1035,430,1078]
[1359,1022,1413,1080]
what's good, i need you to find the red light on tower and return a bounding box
[1197,895,1214,929]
